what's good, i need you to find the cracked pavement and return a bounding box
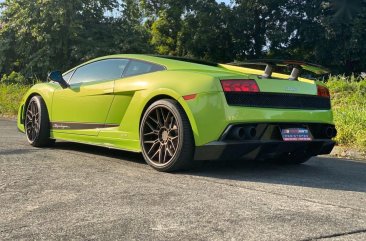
[0,119,366,240]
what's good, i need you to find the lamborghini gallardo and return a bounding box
[17,55,337,171]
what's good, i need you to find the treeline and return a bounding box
[0,0,365,83]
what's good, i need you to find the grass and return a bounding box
[1,77,365,150]
[326,75,366,149]
[0,83,30,117]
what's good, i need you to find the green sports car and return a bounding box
[17,54,337,172]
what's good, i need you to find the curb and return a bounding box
[329,146,366,161]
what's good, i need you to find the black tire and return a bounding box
[273,152,312,165]
[140,99,195,172]
[24,95,54,147]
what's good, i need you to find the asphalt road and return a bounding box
[1,119,366,241]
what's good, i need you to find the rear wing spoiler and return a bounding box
[227,59,330,81]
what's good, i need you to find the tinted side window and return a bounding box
[69,59,129,84]
[123,60,165,77]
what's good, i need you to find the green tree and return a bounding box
[141,0,192,55]
[231,0,293,60]
[0,0,118,80]
[177,0,233,62]
[320,0,366,73]
[113,0,152,54]
[1,0,366,79]
[284,0,366,74]
[0,0,151,82]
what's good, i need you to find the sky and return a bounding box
[0,0,232,6]
[0,0,230,3]
[218,0,231,4]
[0,1,232,14]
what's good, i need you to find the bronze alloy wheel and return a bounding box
[140,99,194,172]
[24,96,54,147]
[25,98,41,143]
[142,105,180,165]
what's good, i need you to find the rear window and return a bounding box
[123,60,165,77]
[156,55,218,67]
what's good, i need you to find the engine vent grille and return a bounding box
[224,92,331,110]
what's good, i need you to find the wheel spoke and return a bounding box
[160,108,166,124]
[33,125,38,133]
[156,109,163,127]
[163,145,168,162]
[151,147,160,160]
[144,130,158,136]
[147,141,159,155]
[26,113,32,120]
[159,145,164,163]
[148,116,159,127]
[164,112,171,127]
[144,140,156,144]
[168,140,177,152]
[31,102,35,114]
[145,120,156,132]
[166,145,174,157]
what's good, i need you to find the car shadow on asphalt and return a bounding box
[52,141,145,164]
[52,141,366,193]
[186,157,366,193]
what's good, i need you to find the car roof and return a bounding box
[88,54,223,71]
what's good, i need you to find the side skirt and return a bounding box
[50,131,141,153]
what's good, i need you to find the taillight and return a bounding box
[221,79,260,92]
[317,85,330,98]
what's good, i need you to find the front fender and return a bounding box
[17,83,57,132]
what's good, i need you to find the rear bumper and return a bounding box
[182,92,334,147]
[194,139,335,161]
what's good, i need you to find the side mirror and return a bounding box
[48,71,69,89]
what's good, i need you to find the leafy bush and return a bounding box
[0,83,30,116]
[1,71,27,85]
[327,76,366,149]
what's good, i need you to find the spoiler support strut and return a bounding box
[227,59,330,81]
[289,65,301,81]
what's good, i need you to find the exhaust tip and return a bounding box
[231,127,246,140]
[325,127,337,138]
[245,127,257,139]
[230,126,257,140]
[332,128,338,138]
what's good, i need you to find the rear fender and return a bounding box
[117,88,200,146]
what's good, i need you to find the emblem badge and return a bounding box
[285,87,298,92]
